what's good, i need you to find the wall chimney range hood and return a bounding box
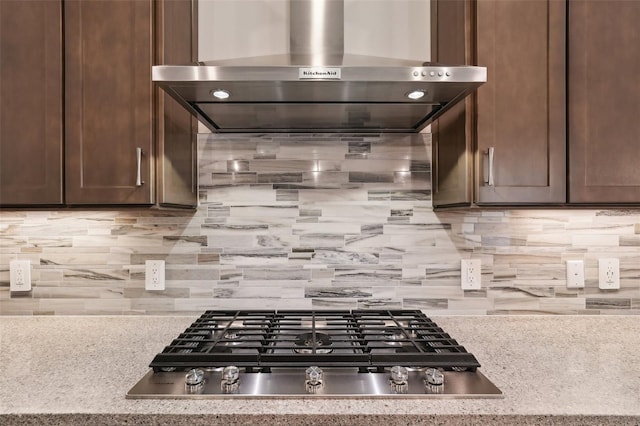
[153,0,486,133]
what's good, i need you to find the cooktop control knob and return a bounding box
[424,368,445,394]
[185,368,205,393]
[221,365,240,394]
[389,365,409,394]
[305,366,324,394]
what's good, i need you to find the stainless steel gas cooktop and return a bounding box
[127,310,502,399]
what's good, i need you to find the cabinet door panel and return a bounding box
[0,1,63,205]
[431,0,473,208]
[156,0,198,208]
[65,0,153,204]
[568,0,640,203]
[475,0,566,204]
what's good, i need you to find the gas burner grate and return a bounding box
[149,310,480,372]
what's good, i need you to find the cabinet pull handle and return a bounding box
[487,147,495,186]
[136,147,144,186]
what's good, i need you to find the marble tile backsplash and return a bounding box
[1,133,639,315]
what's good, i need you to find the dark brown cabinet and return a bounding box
[474,0,566,205]
[156,0,198,208]
[0,0,197,207]
[430,0,473,207]
[0,0,64,205]
[432,0,640,206]
[431,0,566,207]
[64,0,154,204]
[568,0,640,203]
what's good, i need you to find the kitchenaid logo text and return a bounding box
[298,67,341,79]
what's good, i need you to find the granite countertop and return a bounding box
[1,315,639,425]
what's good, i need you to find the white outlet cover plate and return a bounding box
[598,258,620,290]
[10,259,32,292]
[566,260,585,289]
[145,260,165,291]
[461,259,482,290]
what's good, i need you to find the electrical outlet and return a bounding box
[566,260,585,289]
[145,260,165,291]
[10,260,32,291]
[461,259,481,290]
[598,258,620,290]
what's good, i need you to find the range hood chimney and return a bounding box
[289,0,344,65]
[152,0,486,133]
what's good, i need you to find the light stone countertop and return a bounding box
[1,315,639,425]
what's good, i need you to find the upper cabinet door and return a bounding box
[430,0,473,208]
[64,0,154,205]
[156,0,198,208]
[475,0,566,205]
[568,0,640,204]
[0,0,63,205]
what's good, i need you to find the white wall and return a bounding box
[198,0,430,61]
[198,0,289,60]
[344,0,430,61]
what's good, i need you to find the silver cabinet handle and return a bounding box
[487,146,495,187]
[136,147,144,186]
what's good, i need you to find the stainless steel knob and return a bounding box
[185,368,206,394]
[424,368,445,394]
[305,366,323,385]
[222,365,239,382]
[305,366,324,394]
[424,368,444,385]
[221,365,240,394]
[185,368,205,386]
[389,365,409,394]
[390,366,409,384]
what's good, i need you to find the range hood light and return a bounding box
[406,90,426,100]
[211,89,231,100]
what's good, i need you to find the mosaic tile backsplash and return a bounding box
[1,133,639,315]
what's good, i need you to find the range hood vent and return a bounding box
[153,0,486,133]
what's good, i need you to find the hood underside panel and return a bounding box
[193,103,443,133]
